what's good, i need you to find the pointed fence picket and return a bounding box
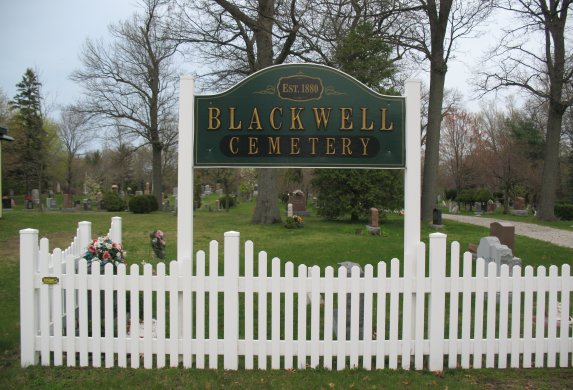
[20,220,573,371]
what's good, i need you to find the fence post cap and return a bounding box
[19,228,39,235]
[224,231,240,237]
[429,232,447,239]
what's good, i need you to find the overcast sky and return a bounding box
[0,1,501,117]
[0,0,137,112]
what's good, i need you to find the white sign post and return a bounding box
[177,76,195,260]
[403,80,422,270]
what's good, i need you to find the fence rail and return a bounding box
[20,220,572,370]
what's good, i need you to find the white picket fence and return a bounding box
[20,218,572,370]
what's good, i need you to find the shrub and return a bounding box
[555,203,573,220]
[144,195,159,212]
[444,189,457,201]
[102,192,126,212]
[476,188,492,203]
[279,192,289,204]
[129,195,153,214]
[218,195,236,209]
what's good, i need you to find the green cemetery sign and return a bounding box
[194,64,405,168]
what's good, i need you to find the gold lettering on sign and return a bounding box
[339,108,353,130]
[312,108,332,130]
[360,137,370,156]
[290,107,305,130]
[290,137,301,155]
[341,137,352,156]
[268,137,281,154]
[248,137,259,154]
[229,107,242,130]
[326,137,336,155]
[248,107,262,130]
[380,108,394,131]
[208,107,221,130]
[270,107,283,130]
[309,137,319,155]
[360,108,374,131]
[229,137,239,154]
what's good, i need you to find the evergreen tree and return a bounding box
[8,68,48,194]
[313,21,403,222]
[333,21,396,94]
[312,170,403,222]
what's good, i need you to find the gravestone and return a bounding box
[287,203,293,218]
[287,190,308,215]
[490,221,515,253]
[511,196,529,217]
[31,189,40,205]
[366,207,381,235]
[512,196,528,216]
[431,208,444,228]
[476,236,521,277]
[46,198,57,210]
[2,196,12,209]
[63,194,74,209]
[144,182,150,195]
[486,199,496,213]
[514,197,525,210]
[135,190,143,196]
[333,261,365,340]
[451,204,459,214]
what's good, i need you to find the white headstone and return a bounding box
[477,236,521,277]
[287,203,293,217]
[31,189,40,204]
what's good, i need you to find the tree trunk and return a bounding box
[536,101,564,220]
[536,3,568,220]
[503,189,510,214]
[152,143,163,205]
[66,154,74,194]
[251,0,281,224]
[251,168,281,224]
[421,65,447,221]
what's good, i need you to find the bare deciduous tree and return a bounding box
[478,0,573,220]
[440,107,478,192]
[71,0,178,203]
[57,105,92,194]
[377,0,493,221]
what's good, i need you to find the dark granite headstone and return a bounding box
[490,221,515,253]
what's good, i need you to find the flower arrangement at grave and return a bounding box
[150,229,166,260]
[284,215,304,229]
[83,236,126,269]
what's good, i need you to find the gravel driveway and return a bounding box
[442,214,573,249]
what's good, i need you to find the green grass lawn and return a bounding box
[1,199,572,388]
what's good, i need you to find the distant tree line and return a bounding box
[1,0,571,222]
